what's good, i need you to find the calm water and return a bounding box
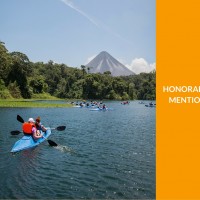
[0,101,155,199]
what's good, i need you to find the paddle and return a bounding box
[10,130,22,135]
[47,139,58,147]
[41,134,58,147]
[10,126,66,135]
[51,126,66,131]
[17,115,24,123]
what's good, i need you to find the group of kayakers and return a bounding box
[72,100,107,109]
[145,102,156,107]
[22,117,47,140]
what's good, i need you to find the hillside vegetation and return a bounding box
[0,41,155,100]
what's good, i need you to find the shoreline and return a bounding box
[0,99,72,108]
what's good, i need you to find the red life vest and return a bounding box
[22,122,35,135]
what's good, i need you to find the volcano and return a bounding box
[85,51,135,76]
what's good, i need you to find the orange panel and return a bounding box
[157,0,200,199]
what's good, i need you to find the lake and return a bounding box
[0,100,155,199]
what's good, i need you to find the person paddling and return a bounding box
[102,104,107,110]
[22,118,43,140]
[35,116,47,132]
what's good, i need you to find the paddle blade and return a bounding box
[48,140,58,147]
[56,126,66,131]
[10,130,21,135]
[17,115,24,123]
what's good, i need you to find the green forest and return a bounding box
[0,41,156,100]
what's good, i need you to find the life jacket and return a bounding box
[22,122,36,135]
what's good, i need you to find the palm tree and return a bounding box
[81,65,86,76]
[87,66,90,74]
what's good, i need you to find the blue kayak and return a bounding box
[90,108,109,111]
[11,128,51,153]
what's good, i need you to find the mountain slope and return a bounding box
[85,51,135,76]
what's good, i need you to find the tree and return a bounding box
[29,76,46,94]
[0,42,156,100]
[87,66,91,74]
[128,83,137,100]
[103,71,111,75]
[107,90,117,100]
[55,78,67,98]
[0,79,12,99]
[0,41,12,81]
[81,65,86,76]
[121,92,129,100]
[8,52,32,98]
[8,81,22,98]
[112,78,128,96]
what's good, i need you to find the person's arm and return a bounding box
[41,124,47,132]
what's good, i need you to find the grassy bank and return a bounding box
[0,99,72,108]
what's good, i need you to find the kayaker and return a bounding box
[35,116,47,132]
[22,118,43,140]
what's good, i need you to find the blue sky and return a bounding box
[0,0,155,74]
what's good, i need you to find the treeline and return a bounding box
[0,41,156,100]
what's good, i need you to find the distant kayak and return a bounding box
[145,104,156,107]
[139,101,145,104]
[72,105,82,108]
[90,108,112,111]
[121,101,130,105]
[11,128,51,153]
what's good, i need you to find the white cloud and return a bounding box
[125,58,156,74]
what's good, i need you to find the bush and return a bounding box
[31,92,58,99]
[8,81,22,98]
[0,89,13,99]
